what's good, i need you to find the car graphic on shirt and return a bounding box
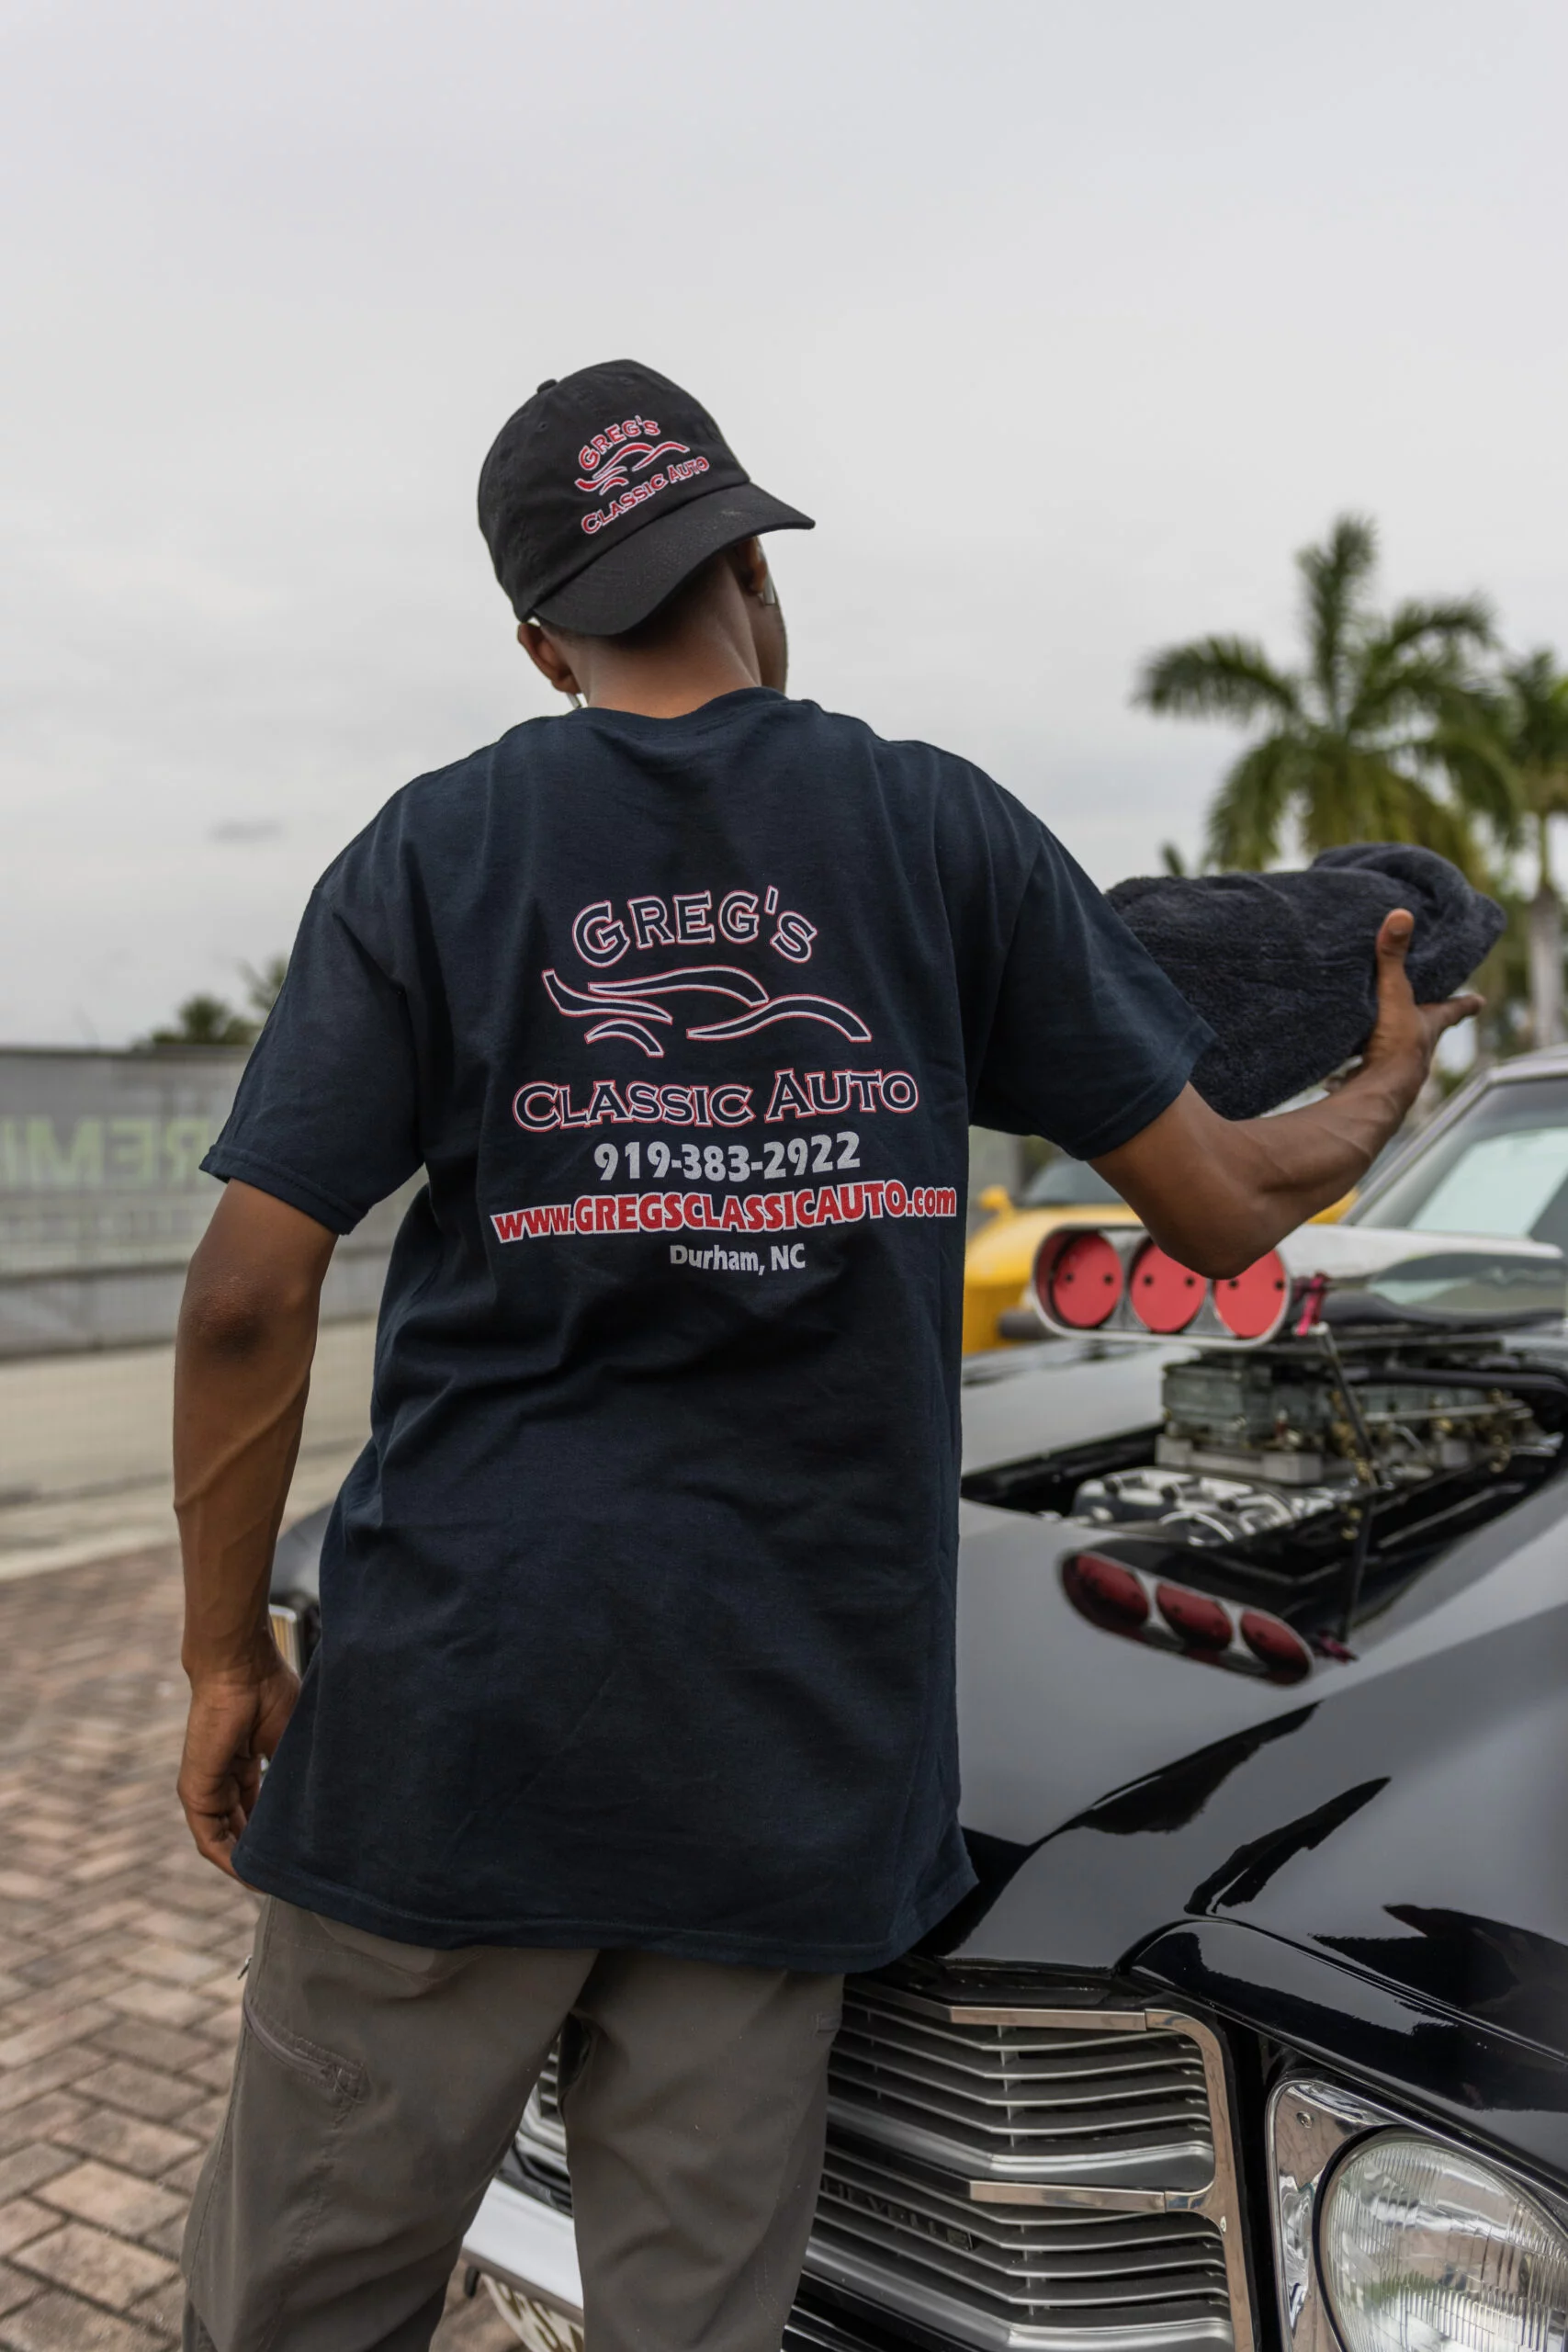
[541,963,873,1060]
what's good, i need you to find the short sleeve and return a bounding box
[202,882,422,1233]
[972,830,1214,1159]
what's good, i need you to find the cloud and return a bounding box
[209,819,285,844]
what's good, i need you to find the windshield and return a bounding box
[1353,1073,1568,1252]
[1019,1156,1123,1209]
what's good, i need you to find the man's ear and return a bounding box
[517,621,583,701]
[728,537,775,605]
[730,534,787,690]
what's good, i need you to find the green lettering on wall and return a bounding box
[107,1119,159,1185]
[26,1118,106,1189]
[164,1119,213,1186]
[0,1114,219,1190]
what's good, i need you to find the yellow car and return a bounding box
[963,1159,1138,1353]
[964,1155,1356,1353]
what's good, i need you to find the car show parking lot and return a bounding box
[0,1544,514,2352]
[6,1055,1568,2351]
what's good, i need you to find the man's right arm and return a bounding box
[174,1180,336,1873]
[1093,910,1480,1277]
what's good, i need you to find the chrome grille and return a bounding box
[528,2047,564,2146]
[806,1977,1250,2352]
[782,2312,891,2352]
[829,1982,1213,2188]
[812,2139,1229,2343]
[506,2046,569,2210]
[505,1978,1251,2352]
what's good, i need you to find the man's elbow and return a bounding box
[1173,1233,1273,1282]
[177,1265,317,1361]
[1136,1195,1278,1283]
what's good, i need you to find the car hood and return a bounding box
[949,1343,1568,2068]
[959,1334,1170,1471]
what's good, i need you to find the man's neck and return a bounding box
[568,580,776,718]
[581,643,763,719]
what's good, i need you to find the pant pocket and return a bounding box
[240,1989,368,2101]
[183,1989,370,2352]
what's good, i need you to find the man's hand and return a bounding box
[1096,907,1483,1277]
[178,1649,300,1876]
[1359,908,1483,1099]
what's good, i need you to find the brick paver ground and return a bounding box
[0,1547,517,2350]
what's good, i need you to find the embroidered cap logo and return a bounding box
[574,413,692,499]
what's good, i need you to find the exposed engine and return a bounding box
[1073,1464,1346,1548]
[963,1226,1568,1620]
[1073,1343,1553,1548]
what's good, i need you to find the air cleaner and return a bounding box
[1130,1244,1206,1334]
[1025,1223,1566,1349]
[1040,1231,1124,1329]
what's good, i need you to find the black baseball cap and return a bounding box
[477,359,814,637]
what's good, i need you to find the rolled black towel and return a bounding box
[1107,843,1504,1120]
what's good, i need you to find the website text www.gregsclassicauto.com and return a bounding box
[490,1179,959,1243]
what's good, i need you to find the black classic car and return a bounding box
[271,1048,1568,2352]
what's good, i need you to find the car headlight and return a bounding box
[1321,2131,1568,2352]
[1269,2079,1568,2352]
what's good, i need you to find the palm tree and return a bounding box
[139,954,289,1052]
[241,953,288,1024]
[145,993,254,1047]
[1134,516,1512,876]
[1478,651,1568,1046]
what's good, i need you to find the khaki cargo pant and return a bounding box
[181,1896,842,2352]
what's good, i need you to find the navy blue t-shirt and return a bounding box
[210,689,1209,1965]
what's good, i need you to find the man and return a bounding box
[175,359,1475,2352]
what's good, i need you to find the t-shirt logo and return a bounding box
[543,886,872,1058]
[573,413,710,537]
[544,966,872,1059]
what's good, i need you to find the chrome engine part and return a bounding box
[1073,1465,1343,1548]
[1070,1343,1551,1548]
[1154,1351,1541,1487]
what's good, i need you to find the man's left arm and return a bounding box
[1094,911,1478,1274]
[174,1180,337,1875]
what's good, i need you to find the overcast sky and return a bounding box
[3,0,1565,1043]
